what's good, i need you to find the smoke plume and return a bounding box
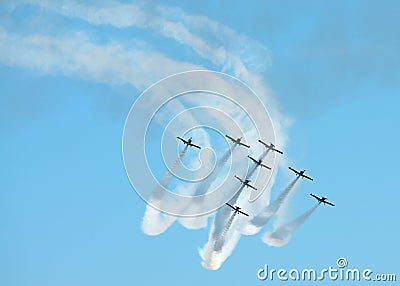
[242,176,300,235]
[141,145,188,235]
[262,203,320,247]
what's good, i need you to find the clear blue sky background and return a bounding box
[1,1,399,285]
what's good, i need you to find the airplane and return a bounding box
[225,134,250,148]
[310,193,335,206]
[226,202,249,216]
[247,155,271,169]
[258,139,283,154]
[176,136,201,149]
[234,175,257,190]
[288,167,314,181]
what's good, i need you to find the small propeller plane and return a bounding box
[247,155,271,169]
[310,193,335,206]
[226,134,250,148]
[288,167,314,181]
[177,136,201,149]
[258,139,283,154]
[234,175,257,190]
[226,202,249,216]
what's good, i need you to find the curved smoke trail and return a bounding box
[262,203,320,247]
[246,148,270,180]
[152,145,189,201]
[242,176,301,235]
[179,144,237,229]
[141,145,189,235]
[194,144,237,198]
[199,183,245,270]
[200,148,273,269]
[214,212,236,251]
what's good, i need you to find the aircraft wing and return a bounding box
[289,167,313,180]
[248,156,258,164]
[225,202,235,210]
[325,201,335,207]
[302,174,314,181]
[310,193,321,201]
[225,134,235,142]
[234,175,244,183]
[247,184,257,191]
[260,163,271,170]
[258,139,269,148]
[189,143,201,149]
[238,209,249,216]
[288,166,300,175]
[238,142,250,148]
[177,136,188,144]
[258,139,283,154]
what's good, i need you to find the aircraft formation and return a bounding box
[177,134,335,215]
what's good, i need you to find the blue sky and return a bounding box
[1,1,400,285]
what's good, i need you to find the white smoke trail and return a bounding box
[242,176,301,235]
[141,145,188,235]
[199,182,246,269]
[179,144,237,229]
[201,229,243,270]
[212,184,245,238]
[199,148,272,269]
[245,148,270,182]
[1,0,292,270]
[194,144,237,197]
[262,203,320,247]
[214,211,237,251]
[160,145,189,194]
[200,218,239,270]
[260,148,271,162]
